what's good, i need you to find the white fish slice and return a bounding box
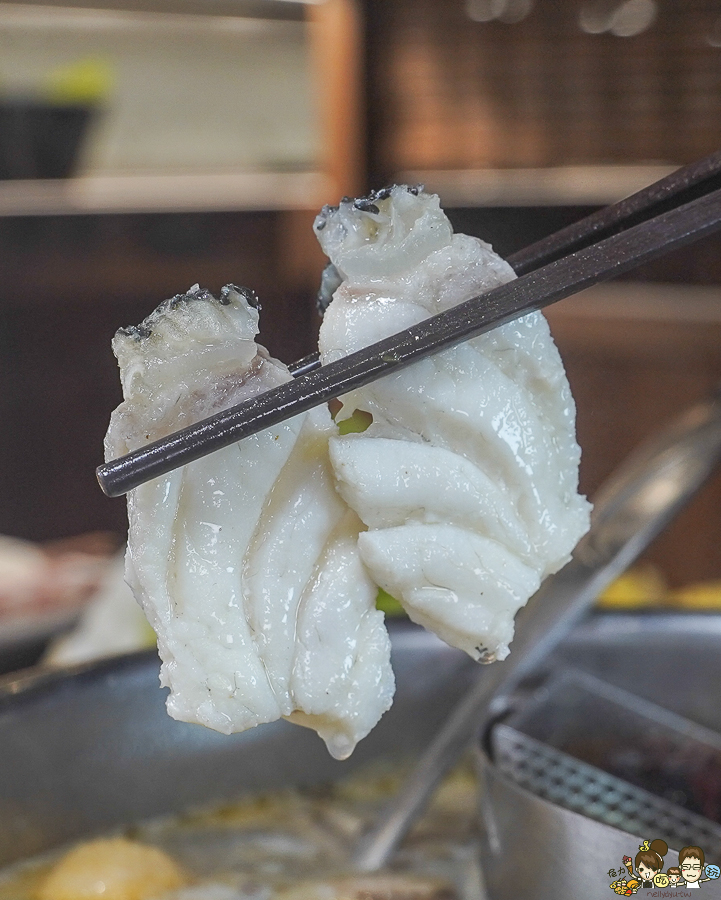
[105,285,394,759]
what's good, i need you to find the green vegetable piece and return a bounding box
[375,588,406,617]
[337,409,373,435]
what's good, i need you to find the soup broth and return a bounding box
[0,760,481,900]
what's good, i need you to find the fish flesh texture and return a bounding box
[315,186,591,663]
[105,285,393,760]
[105,185,589,755]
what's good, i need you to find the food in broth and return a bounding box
[1,763,479,900]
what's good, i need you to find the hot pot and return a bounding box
[2,612,721,900]
[0,622,477,868]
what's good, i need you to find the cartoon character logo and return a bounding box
[609,876,635,895]
[608,839,719,893]
[635,839,668,889]
[678,845,721,888]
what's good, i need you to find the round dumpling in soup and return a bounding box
[37,837,187,900]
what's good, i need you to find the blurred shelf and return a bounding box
[546,282,721,359]
[0,170,331,217]
[0,0,310,21]
[397,165,679,207]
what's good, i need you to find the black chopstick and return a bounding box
[510,150,721,274]
[97,177,721,498]
[287,151,721,379]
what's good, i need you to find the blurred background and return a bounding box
[1,0,721,664]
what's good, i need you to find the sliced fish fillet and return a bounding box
[105,284,393,758]
[315,186,591,662]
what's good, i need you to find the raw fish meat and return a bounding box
[315,186,591,663]
[105,284,393,759]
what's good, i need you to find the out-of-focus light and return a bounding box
[579,0,617,34]
[499,0,533,24]
[466,0,505,22]
[707,15,721,46]
[579,0,656,36]
[610,0,656,36]
[466,0,533,25]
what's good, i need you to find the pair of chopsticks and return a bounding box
[97,151,721,498]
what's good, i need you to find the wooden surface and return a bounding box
[397,165,679,207]
[0,172,330,218]
[363,0,721,185]
[0,211,320,542]
[547,282,721,587]
[307,0,364,202]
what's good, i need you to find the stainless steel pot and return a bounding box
[478,611,721,900]
[0,623,479,867]
[3,610,720,898]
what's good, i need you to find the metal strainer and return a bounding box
[491,668,721,860]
